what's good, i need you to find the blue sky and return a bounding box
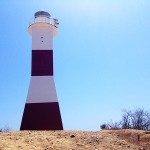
[0,0,150,131]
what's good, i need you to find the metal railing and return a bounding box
[28,17,59,28]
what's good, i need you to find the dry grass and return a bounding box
[0,129,150,150]
[105,129,150,150]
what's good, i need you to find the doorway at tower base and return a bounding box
[20,102,63,130]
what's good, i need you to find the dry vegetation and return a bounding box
[0,129,150,150]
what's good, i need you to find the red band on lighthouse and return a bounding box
[32,50,53,76]
[21,103,63,130]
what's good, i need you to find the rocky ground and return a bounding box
[0,129,150,150]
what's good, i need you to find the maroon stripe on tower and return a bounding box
[20,102,63,130]
[32,50,53,76]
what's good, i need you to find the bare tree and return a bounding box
[131,108,150,130]
[101,108,150,130]
[106,120,122,129]
[0,125,11,132]
[121,109,132,129]
[121,108,150,130]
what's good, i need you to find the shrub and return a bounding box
[100,124,107,130]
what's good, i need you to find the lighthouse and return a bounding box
[20,11,63,130]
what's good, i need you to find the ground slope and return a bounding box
[0,129,150,150]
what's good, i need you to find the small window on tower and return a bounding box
[41,37,44,42]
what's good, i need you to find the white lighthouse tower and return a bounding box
[20,11,63,130]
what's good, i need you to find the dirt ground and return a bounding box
[0,129,150,150]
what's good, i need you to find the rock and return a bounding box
[70,135,75,138]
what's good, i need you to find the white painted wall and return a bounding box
[26,76,58,103]
[32,28,53,50]
[35,17,50,24]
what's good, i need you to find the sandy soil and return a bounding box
[0,129,150,150]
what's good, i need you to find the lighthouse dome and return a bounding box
[34,11,51,18]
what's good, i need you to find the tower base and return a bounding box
[20,102,63,130]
